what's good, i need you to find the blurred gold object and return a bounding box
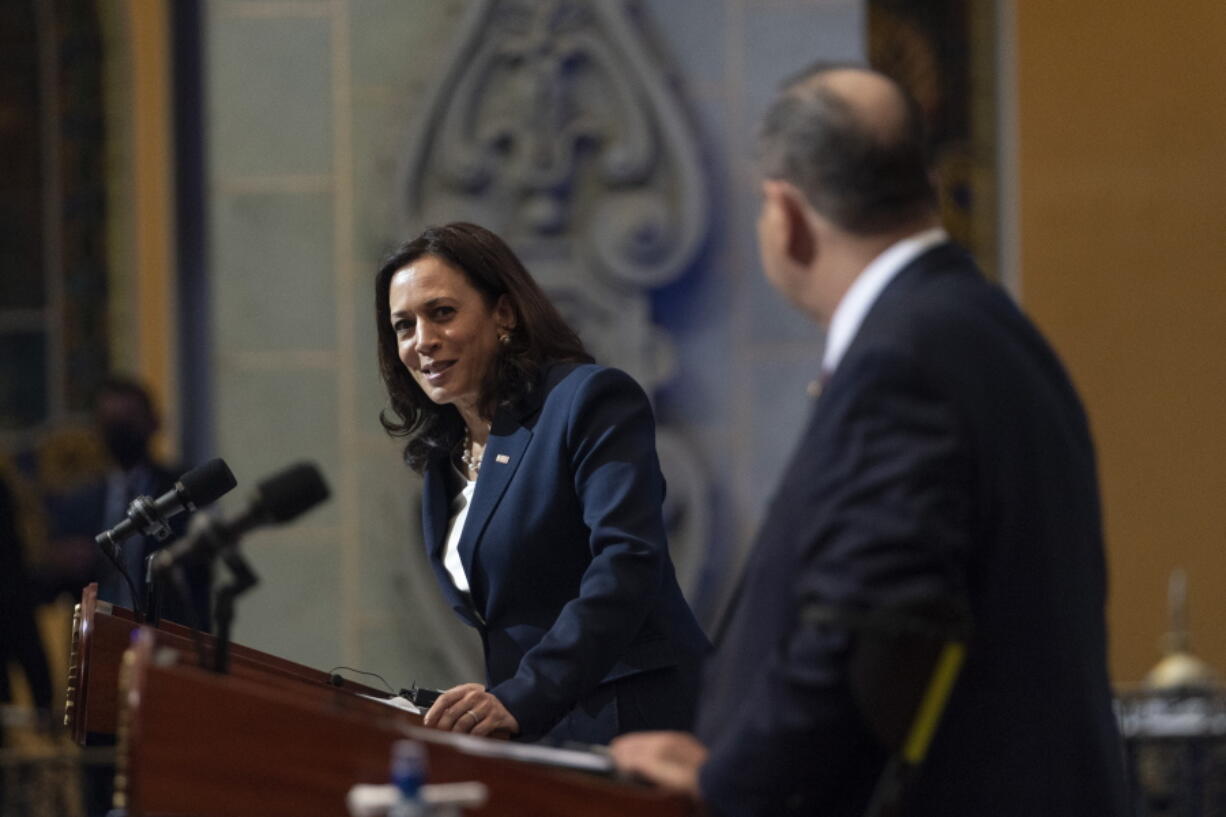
[0,707,86,817]
[35,426,110,495]
[1143,568,1219,691]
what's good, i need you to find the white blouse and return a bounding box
[441,465,476,593]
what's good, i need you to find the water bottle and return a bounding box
[388,739,427,817]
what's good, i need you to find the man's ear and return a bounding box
[760,180,818,266]
[777,184,816,267]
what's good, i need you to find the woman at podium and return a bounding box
[374,222,710,744]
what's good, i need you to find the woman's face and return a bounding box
[388,255,513,416]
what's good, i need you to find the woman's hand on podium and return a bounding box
[423,682,520,738]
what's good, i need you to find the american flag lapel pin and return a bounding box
[495,454,510,464]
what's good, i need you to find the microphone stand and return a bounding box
[150,515,260,674]
[212,544,259,675]
[144,553,162,628]
[160,561,212,670]
[97,495,176,622]
[99,542,147,621]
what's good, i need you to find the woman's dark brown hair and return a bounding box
[375,222,592,472]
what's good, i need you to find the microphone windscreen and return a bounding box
[256,462,330,523]
[179,458,238,506]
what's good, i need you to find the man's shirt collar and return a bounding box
[822,227,949,376]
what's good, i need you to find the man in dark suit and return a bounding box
[50,377,210,629]
[611,64,1129,816]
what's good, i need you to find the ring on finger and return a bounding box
[464,710,479,723]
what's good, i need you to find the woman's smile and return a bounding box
[420,358,457,383]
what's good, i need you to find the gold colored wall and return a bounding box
[1016,2,1226,683]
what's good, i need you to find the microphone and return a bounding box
[95,458,237,560]
[152,461,330,573]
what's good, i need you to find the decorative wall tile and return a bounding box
[213,365,342,528]
[212,192,337,353]
[209,15,335,177]
[232,527,343,670]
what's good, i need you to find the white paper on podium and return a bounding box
[358,693,425,715]
[423,730,615,775]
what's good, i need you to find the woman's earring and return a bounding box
[498,331,511,346]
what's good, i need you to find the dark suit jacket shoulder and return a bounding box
[698,244,1127,817]
[421,362,710,742]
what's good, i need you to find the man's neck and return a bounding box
[812,216,942,325]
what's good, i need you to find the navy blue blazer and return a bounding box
[421,363,710,743]
[696,243,1129,816]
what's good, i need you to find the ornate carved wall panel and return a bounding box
[403,0,711,594]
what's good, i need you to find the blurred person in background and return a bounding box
[48,377,210,629]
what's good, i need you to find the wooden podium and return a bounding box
[66,585,693,817]
[64,583,395,743]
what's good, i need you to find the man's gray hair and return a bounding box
[756,62,938,235]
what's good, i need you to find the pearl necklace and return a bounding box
[460,427,484,477]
